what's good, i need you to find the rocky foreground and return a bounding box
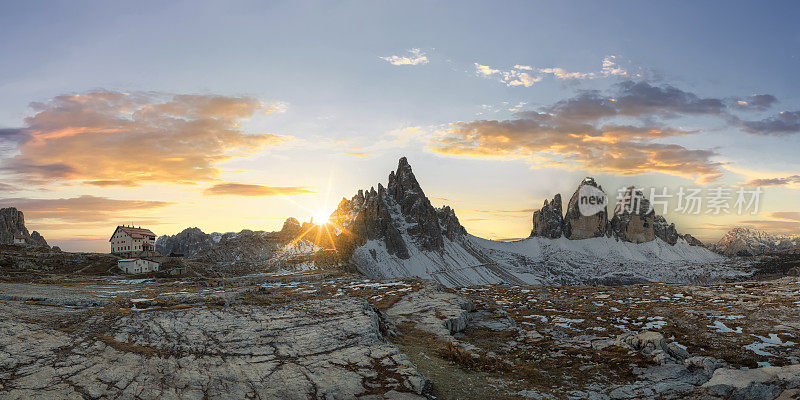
[2,271,800,399]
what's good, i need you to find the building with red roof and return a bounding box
[110,225,156,255]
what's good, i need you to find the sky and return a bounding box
[1,1,800,252]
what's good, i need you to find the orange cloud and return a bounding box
[0,195,173,223]
[342,152,373,158]
[203,183,314,196]
[432,116,722,182]
[2,91,290,186]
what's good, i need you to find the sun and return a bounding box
[313,211,330,225]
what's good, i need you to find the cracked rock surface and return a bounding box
[0,277,429,399]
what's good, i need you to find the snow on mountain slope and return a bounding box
[351,232,741,288]
[334,157,746,288]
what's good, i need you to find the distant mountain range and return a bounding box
[711,227,800,256]
[121,158,800,285]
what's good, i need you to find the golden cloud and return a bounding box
[2,91,290,185]
[203,183,314,196]
[0,195,174,223]
[431,117,722,183]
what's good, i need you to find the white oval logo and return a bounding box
[578,185,608,216]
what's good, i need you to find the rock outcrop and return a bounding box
[155,227,216,257]
[530,194,563,239]
[281,217,302,237]
[563,178,609,240]
[330,157,467,261]
[608,187,656,244]
[682,233,704,247]
[654,215,680,245]
[0,207,48,248]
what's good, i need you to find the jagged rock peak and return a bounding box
[330,157,467,261]
[609,187,656,244]
[0,207,48,247]
[563,177,608,240]
[530,194,563,239]
[438,205,467,240]
[653,215,680,245]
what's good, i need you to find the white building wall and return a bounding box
[118,259,160,274]
[111,230,157,254]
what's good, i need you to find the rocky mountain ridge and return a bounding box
[712,227,800,256]
[156,218,337,271]
[0,207,48,248]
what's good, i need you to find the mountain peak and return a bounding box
[331,157,466,261]
[0,207,48,247]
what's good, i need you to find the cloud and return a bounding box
[743,175,800,186]
[203,183,314,196]
[769,212,800,222]
[430,81,730,182]
[430,197,462,203]
[380,48,429,66]
[0,195,173,223]
[470,209,536,214]
[83,180,140,187]
[541,81,727,122]
[0,183,19,192]
[474,63,500,76]
[432,118,721,182]
[736,220,800,235]
[473,56,633,87]
[736,110,800,136]
[341,152,373,158]
[0,91,290,186]
[263,101,289,114]
[503,70,541,87]
[731,94,777,111]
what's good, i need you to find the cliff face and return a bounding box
[530,194,563,239]
[0,207,48,248]
[608,187,656,244]
[563,178,609,240]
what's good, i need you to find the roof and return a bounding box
[110,226,156,241]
